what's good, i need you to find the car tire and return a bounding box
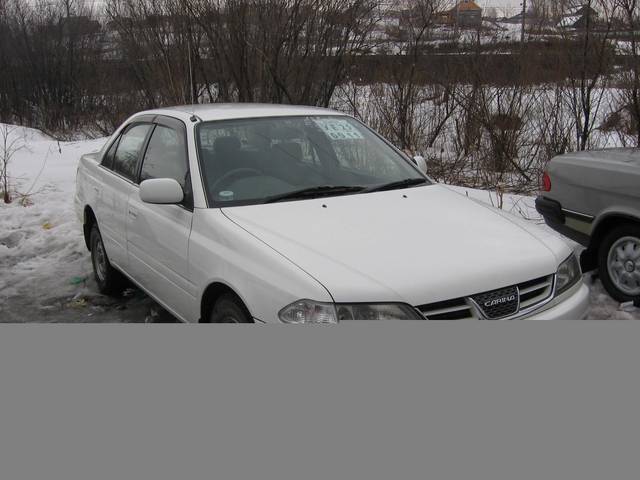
[209,294,253,323]
[598,224,640,302]
[90,224,127,296]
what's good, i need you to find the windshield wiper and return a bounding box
[362,178,428,194]
[265,185,366,204]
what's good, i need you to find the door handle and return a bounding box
[128,208,138,219]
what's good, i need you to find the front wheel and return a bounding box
[208,294,253,323]
[90,224,127,296]
[598,224,640,302]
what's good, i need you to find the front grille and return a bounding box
[418,297,475,320]
[471,286,519,319]
[417,274,555,321]
[518,275,554,310]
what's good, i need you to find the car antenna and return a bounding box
[187,34,199,124]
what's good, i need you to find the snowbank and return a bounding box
[0,125,164,322]
[1,125,103,296]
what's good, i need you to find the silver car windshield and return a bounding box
[195,116,428,206]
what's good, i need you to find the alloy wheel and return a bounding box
[607,236,640,297]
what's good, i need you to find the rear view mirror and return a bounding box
[412,155,428,173]
[139,178,184,204]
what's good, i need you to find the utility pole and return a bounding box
[520,0,527,45]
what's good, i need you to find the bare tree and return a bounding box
[560,0,617,151]
[534,84,574,159]
[613,0,640,145]
[106,0,205,107]
[0,0,105,135]
[529,0,555,24]
[367,0,452,152]
[184,0,378,106]
[0,124,24,203]
[0,0,10,123]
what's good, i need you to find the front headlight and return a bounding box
[555,253,582,296]
[278,300,423,323]
[335,303,423,320]
[278,300,338,324]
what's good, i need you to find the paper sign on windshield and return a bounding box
[313,119,364,140]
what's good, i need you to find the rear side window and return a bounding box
[101,137,120,170]
[112,124,152,181]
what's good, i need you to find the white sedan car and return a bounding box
[75,104,589,322]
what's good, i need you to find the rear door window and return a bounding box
[112,124,152,181]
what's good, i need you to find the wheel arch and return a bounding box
[200,282,253,323]
[83,206,97,251]
[582,213,640,272]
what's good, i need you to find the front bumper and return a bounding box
[522,282,590,320]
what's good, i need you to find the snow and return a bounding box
[0,125,173,322]
[1,124,638,321]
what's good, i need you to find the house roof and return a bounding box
[441,1,482,17]
[453,1,482,11]
[566,5,597,16]
[559,15,581,28]
[558,4,598,28]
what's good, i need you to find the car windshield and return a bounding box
[195,115,429,206]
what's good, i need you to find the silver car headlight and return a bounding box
[555,253,582,296]
[278,300,423,323]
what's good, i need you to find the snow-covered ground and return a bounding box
[1,124,638,322]
[0,125,174,322]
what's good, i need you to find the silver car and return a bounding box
[536,148,640,302]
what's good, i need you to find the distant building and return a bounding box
[501,9,550,27]
[372,5,401,41]
[557,4,599,29]
[436,1,483,28]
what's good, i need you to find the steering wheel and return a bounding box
[210,168,262,193]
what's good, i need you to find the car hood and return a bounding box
[222,185,571,305]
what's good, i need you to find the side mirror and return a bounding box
[139,178,184,205]
[412,155,428,173]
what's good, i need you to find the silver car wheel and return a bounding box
[607,236,640,297]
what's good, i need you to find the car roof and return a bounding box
[135,103,347,123]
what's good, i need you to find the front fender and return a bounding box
[190,209,333,323]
